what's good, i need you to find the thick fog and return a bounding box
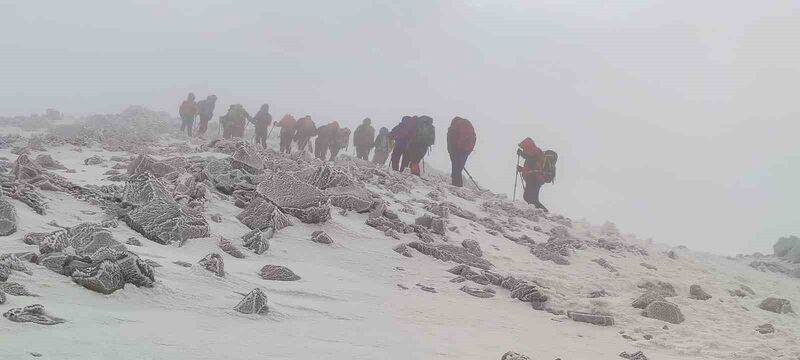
[2,0,798,255]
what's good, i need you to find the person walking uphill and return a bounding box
[401,115,435,176]
[251,104,272,148]
[314,121,339,160]
[329,127,351,161]
[389,116,417,171]
[372,127,392,166]
[195,95,217,138]
[447,117,476,187]
[353,118,375,161]
[294,116,317,153]
[220,104,251,139]
[276,114,297,154]
[516,137,558,212]
[179,93,198,137]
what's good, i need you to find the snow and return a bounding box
[0,128,798,360]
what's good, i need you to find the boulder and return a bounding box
[3,304,66,325]
[311,231,333,245]
[0,265,9,282]
[461,239,483,257]
[304,165,355,189]
[501,352,531,360]
[71,260,125,294]
[125,237,142,246]
[756,323,775,334]
[393,244,413,257]
[233,288,269,315]
[567,311,615,326]
[254,172,330,223]
[34,154,67,170]
[593,258,618,272]
[637,281,676,297]
[689,285,712,300]
[242,228,271,255]
[644,301,685,324]
[258,265,301,281]
[530,246,570,265]
[0,288,5,305]
[759,297,793,314]
[83,155,104,165]
[325,185,374,213]
[218,237,246,259]
[619,351,649,360]
[632,291,666,309]
[127,154,177,178]
[0,282,38,296]
[231,143,265,173]
[0,197,17,236]
[448,264,490,285]
[774,235,799,258]
[39,223,126,257]
[0,254,32,275]
[236,197,292,231]
[407,241,494,270]
[510,282,548,303]
[460,286,495,298]
[199,253,225,277]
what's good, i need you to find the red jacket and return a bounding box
[447,117,476,154]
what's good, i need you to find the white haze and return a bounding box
[2,0,798,255]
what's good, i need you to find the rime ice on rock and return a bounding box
[567,311,615,326]
[501,352,531,360]
[237,197,291,231]
[0,282,38,296]
[325,185,374,213]
[644,301,685,324]
[84,155,104,165]
[34,154,67,170]
[759,297,793,314]
[311,231,333,245]
[242,228,271,254]
[219,237,246,259]
[0,195,17,236]
[234,288,269,315]
[407,241,494,270]
[199,253,225,277]
[393,244,413,257]
[254,172,331,224]
[592,258,618,272]
[231,143,265,173]
[258,265,301,281]
[123,194,209,246]
[632,291,667,309]
[0,266,9,282]
[530,246,570,265]
[304,165,355,189]
[460,286,495,298]
[3,304,65,325]
[39,223,126,257]
[461,239,483,257]
[0,288,5,304]
[127,154,177,178]
[689,285,712,300]
[71,260,125,294]
[448,265,490,285]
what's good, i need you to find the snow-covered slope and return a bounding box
[0,115,798,360]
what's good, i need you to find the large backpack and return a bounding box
[414,117,435,147]
[448,117,476,153]
[542,150,558,183]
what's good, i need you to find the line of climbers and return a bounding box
[178,93,555,212]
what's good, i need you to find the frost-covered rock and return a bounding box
[0,254,32,275]
[637,281,676,297]
[644,301,685,324]
[3,304,66,325]
[689,285,712,300]
[0,265,9,282]
[0,196,18,236]
[237,197,292,231]
[125,237,142,246]
[0,282,37,296]
[39,223,126,257]
[0,288,5,305]
[500,352,530,360]
[219,237,246,259]
[756,323,775,334]
[640,262,657,271]
[198,253,225,277]
[448,264,490,285]
[407,241,493,270]
[258,265,301,281]
[393,244,413,257]
[231,143,265,173]
[567,311,615,326]
[619,351,649,360]
[510,282,548,303]
[242,228,271,254]
[311,230,333,245]
[84,155,104,165]
[234,288,269,315]
[461,239,483,258]
[255,172,330,223]
[304,164,355,189]
[71,260,125,294]
[35,154,67,170]
[592,258,617,273]
[632,291,666,309]
[530,245,570,265]
[774,235,799,258]
[325,185,373,213]
[759,297,793,314]
[127,154,177,178]
[460,286,495,298]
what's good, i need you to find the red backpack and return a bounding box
[448,117,476,153]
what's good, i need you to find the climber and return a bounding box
[353,118,375,161]
[516,137,558,212]
[179,92,198,138]
[329,127,351,161]
[372,127,392,166]
[276,114,297,154]
[314,121,340,160]
[446,117,476,187]
[294,116,317,153]
[401,115,435,176]
[251,104,272,148]
[195,95,217,138]
[389,116,417,171]
[220,104,251,139]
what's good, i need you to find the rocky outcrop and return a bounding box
[236,197,292,231]
[231,143,265,173]
[39,223,126,256]
[258,265,301,281]
[689,285,712,300]
[461,239,483,257]
[644,301,685,324]
[242,228,271,254]
[3,304,66,325]
[71,260,125,294]
[254,172,330,223]
[759,297,793,314]
[199,253,225,277]
[311,231,333,245]
[407,241,493,270]
[0,195,18,236]
[218,237,246,259]
[567,311,615,326]
[234,288,269,315]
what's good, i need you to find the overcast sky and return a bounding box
[2,0,798,255]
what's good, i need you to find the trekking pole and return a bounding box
[513,153,520,201]
[463,167,482,191]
